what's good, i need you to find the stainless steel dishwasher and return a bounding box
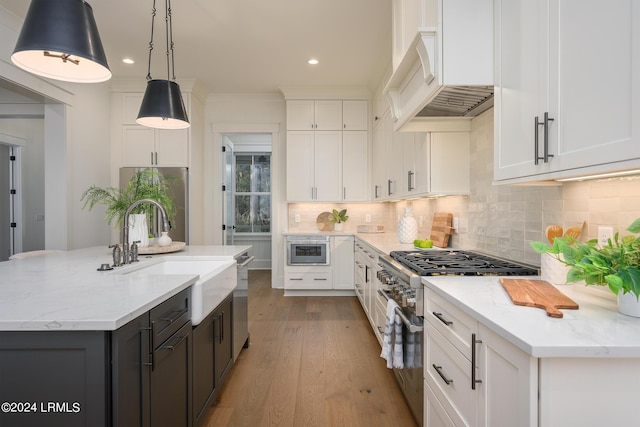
[233,251,254,361]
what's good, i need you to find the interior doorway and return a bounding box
[0,135,25,261]
[221,133,272,269]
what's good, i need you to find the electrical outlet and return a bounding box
[365,214,371,223]
[452,217,459,232]
[294,214,300,223]
[598,226,614,246]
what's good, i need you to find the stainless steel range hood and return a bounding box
[384,15,493,132]
[416,85,494,117]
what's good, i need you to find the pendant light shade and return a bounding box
[136,80,190,129]
[136,0,190,129]
[11,0,111,83]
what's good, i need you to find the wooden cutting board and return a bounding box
[430,212,453,248]
[499,278,579,318]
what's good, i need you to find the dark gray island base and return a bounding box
[0,288,192,427]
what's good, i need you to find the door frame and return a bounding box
[0,133,26,258]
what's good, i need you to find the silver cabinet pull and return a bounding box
[543,112,555,163]
[408,170,415,191]
[374,184,379,199]
[387,179,393,196]
[534,112,555,164]
[471,333,483,390]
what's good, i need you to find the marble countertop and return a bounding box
[423,275,640,358]
[0,245,251,332]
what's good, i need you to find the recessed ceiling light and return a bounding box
[308,59,319,65]
[122,58,134,64]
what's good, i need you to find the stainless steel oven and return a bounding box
[286,235,330,266]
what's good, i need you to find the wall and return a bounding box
[204,93,286,286]
[0,7,113,252]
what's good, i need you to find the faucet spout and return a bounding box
[121,198,171,264]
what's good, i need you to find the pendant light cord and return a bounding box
[145,0,157,81]
[145,0,177,82]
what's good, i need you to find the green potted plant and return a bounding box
[531,218,640,317]
[81,168,176,245]
[329,208,349,231]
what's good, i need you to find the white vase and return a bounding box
[158,231,173,247]
[334,223,344,231]
[617,291,640,317]
[397,207,417,244]
[128,214,149,247]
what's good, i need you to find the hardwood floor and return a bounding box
[201,270,418,427]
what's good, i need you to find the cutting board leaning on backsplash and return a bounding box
[430,212,453,248]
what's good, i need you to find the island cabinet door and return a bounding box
[192,311,216,425]
[111,311,151,427]
[0,330,109,427]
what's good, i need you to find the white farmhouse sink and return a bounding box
[122,259,237,325]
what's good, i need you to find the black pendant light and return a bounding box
[136,0,190,129]
[11,0,111,83]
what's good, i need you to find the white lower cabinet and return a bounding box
[477,324,537,427]
[284,268,332,290]
[332,236,354,290]
[425,288,536,427]
[284,236,354,291]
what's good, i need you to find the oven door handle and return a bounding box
[377,289,424,333]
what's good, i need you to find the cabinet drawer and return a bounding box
[425,325,477,427]
[426,289,477,359]
[285,270,332,290]
[150,288,190,349]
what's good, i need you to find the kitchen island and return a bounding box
[423,275,640,426]
[0,245,250,427]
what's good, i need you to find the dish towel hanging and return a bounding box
[404,329,422,369]
[380,298,404,369]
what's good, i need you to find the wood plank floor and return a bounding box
[201,270,418,427]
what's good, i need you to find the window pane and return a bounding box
[235,195,251,232]
[235,155,251,193]
[252,195,271,232]
[253,155,271,192]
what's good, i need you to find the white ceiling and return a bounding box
[0,0,392,94]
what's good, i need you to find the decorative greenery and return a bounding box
[81,168,176,229]
[531,218,640,298]
[329,209,349,224]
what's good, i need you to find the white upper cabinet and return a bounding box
[342,100,368,130]
[286,130,342,202]
[118,93,190,167]
[285,98,369,202]
[342,131,368,201]
[494,0,640,183]
[287,100,368,130]
[286,100,343,130]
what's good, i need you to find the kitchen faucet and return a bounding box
[121,198,171,264]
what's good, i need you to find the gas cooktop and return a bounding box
[389,249,538,276]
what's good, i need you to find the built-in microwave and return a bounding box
[286,235,330,266]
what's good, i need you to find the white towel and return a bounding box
[380,298,404,369]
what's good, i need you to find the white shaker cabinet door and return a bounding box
[342,100,368,130]
[286,131,315,201]
[342,131,368,201]
[313,131,342,201]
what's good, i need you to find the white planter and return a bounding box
[617,291,640,317]
[334,223,344,231]
[128,214,149,247]
[540,253,573,285]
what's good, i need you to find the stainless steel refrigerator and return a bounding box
[119,167,189,244]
